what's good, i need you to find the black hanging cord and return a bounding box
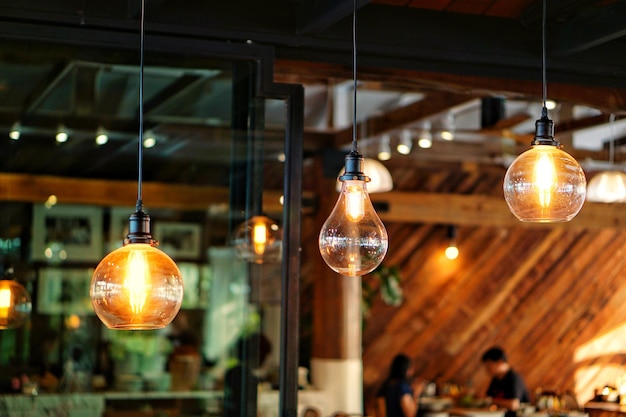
[541,0,547,117]
[125,0,153,245]
[136,0,145,213]
[339,0,369,181]
[531,0,557,147]
[351,0,358,153]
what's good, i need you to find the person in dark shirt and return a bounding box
[223,333,272,417]
[482,347,530,417]
[376,354,425,417]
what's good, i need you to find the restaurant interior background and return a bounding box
[3,0,626,416]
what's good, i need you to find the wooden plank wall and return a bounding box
[300,159,626,415]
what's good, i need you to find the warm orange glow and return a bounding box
[503,145,586,222]
[533,152,557,207]
[445,245,459,260]
[0,280,31,329]
[0,288,11,319]
[126,249,149,314]
[91,243,183,330]
[319,179,388,276]
[65,314,81,329]
[574,323,626,403]
[253,222,268,255]
[345,182,365,222]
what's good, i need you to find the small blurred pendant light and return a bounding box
[318,0,388,277]
[444,226,459,261]
[586,114,626,203]
[0,266,32,330]
[234,215,282,264]
[90,0,183,330]
[503,0,586,222]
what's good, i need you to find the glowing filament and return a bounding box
[534,152,556,207]
[125,249,149,315]
[253,222,268,255]
[345,184,365,221]
[0,288,11,319]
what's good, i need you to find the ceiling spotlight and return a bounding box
[378,134,392,161]
[545,100,557,110]
[417,121,432,149]
[95,127,109,145]
[56,125,69,143]
[9,122,21,140]
[397,129,413,155]
[440,114,455,141]
[143,132,156,148]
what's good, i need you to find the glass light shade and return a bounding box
[586,171,626,203]
[0,280,32,329]
[336,158,393,193]
[91,243,183,330]
[234,215,282,264]
[504,145,587,222]
[319,179,388,276]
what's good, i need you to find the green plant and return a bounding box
[362,264,403,320]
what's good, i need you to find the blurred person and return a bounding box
[377,354,425,417]
[481,346,530,417]
[223,332,272,417]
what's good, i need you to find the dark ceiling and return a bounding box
[1,0,626,186]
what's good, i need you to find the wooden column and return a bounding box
[311,154,363,414]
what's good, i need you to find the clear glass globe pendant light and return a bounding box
[318,0,388,276]
[234,215,282,264]
[503,0,586,222]
[90,0,183,329]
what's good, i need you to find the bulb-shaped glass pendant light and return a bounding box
[319,151,388,276]
[91,211,183,329]
[504,112,586,222]
[90,0,183,329]
[0,271,32,330]
[234,215,282,264]
[319,0,388,276]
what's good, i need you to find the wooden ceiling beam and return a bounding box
[370,191,626,229]
[331,90,477,146]
[0,173,283,213]
[275,60,626,112]
[3,173,623,230]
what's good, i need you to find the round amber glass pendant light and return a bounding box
[0,279,32,330]
[91,219,183,330]
[90,0,183,329]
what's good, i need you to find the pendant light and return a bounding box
[503,0,586,222]
[586,114,626,203]
[90,0,183,330]
[318,0,388,277]
[234,215,282,264]
[0,267,31,330]
[444,226,459,261]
